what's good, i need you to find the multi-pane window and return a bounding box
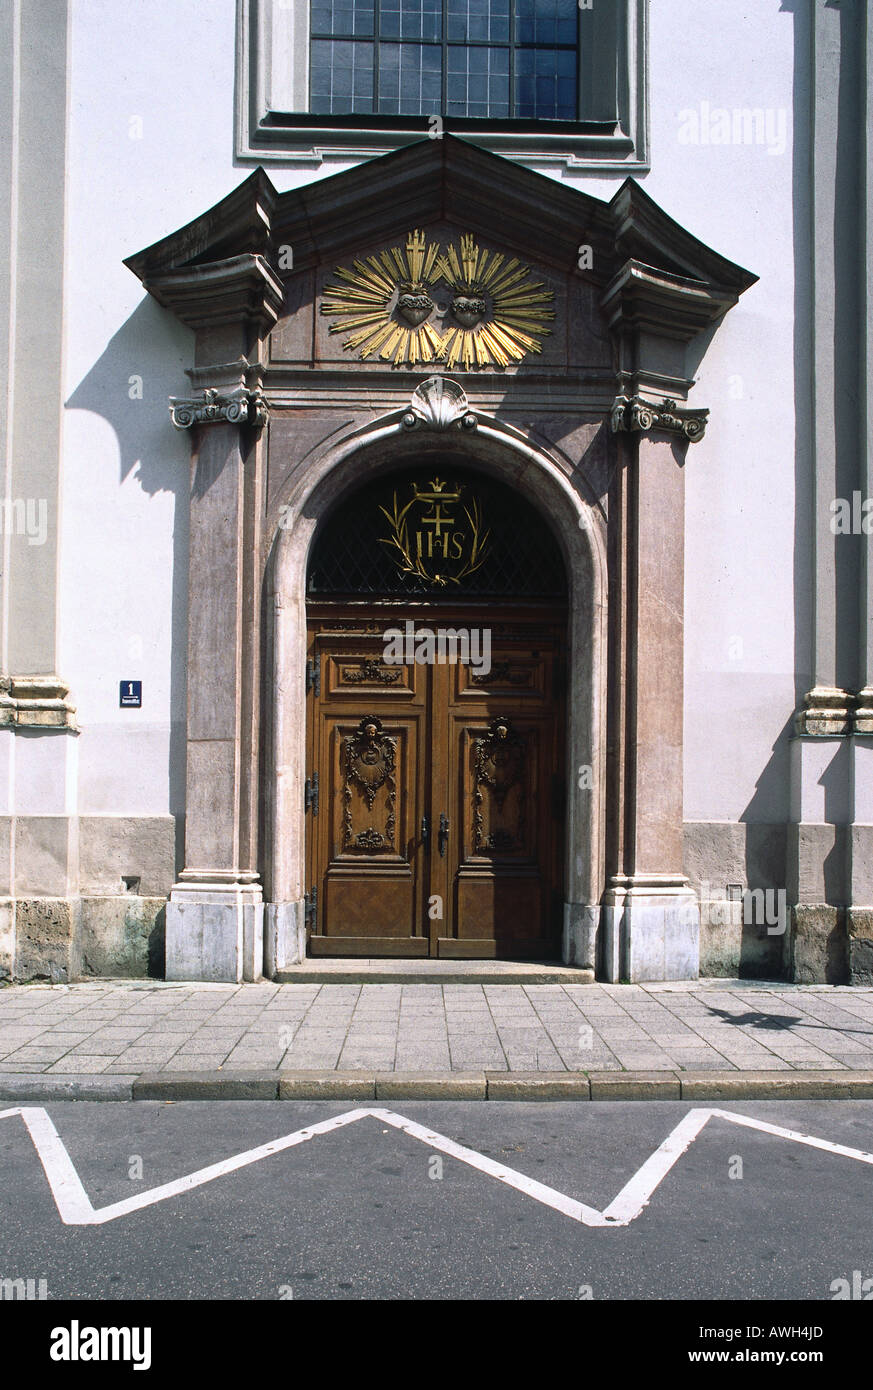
[310,0,579,121]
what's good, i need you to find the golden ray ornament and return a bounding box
[320,231,554,370]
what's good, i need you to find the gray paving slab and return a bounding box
[3,979,873,1088]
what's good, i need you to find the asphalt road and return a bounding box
[1,1099,872,1301]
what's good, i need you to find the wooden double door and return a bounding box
[304,603,567,958]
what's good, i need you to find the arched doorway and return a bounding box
[265,396,607,975]
[304,463,568,959]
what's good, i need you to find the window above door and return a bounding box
[235,0,649,170]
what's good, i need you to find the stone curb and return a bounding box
[587,1071,682,1099]
[485,1072,591,1099]
[375,1072,486,1099]
[0,1074,137,1101]
[678,1070,873,1100]
[2,1069,873,1102]
[279,1071,376,1100]
[132,1072,280,1101]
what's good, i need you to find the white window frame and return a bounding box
[235,0,649,170]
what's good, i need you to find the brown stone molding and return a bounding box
[0,675,77,730]
[610,393,708,442]
[142,253,283,335]
[124,141,757,310]
[600,259,741,343]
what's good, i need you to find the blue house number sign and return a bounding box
[120,681,142,708]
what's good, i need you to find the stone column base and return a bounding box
[264,900,306,976]
[602,874,700,982]
[794,686,855,736]
[165,882,264,983]
[562,903,599,971]
[0,675,78,730]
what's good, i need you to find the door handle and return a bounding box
[438,813,450,857]
[422,814,430,846]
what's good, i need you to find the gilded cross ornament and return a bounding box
[321,230,554,369]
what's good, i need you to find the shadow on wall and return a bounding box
[818,738,853,905]
[65,295,193,832]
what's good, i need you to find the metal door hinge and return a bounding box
[306,657,320,697]
[305,771,319,814]
[304,886,318,930]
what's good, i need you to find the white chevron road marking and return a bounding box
[2,1104,872,1228]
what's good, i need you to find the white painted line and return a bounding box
[708,1107,873,1165]
[369,1107,608,1226]
[19,1107,97,1225]
[2,1104,872,1229]
[37,1107,373,1226]
[601,1107,712,1225]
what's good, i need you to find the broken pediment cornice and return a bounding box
[124,138,756,336]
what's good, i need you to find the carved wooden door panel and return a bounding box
[305,608,565,958]
[306,612,430,955]
[432,621,565,958]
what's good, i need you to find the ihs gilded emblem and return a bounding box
[378,475,490,587]
[320,230,554,369]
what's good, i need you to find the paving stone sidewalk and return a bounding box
[2,977,873,1076]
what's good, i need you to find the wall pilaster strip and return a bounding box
[5,0,69,681]
[857,0,873,724]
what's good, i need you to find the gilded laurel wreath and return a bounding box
[321,230,554,370]
[378,487,490,587]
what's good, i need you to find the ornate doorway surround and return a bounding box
[124,139,756,982]
[268,407,604,975]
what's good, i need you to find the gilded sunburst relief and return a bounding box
[320,230,554,370]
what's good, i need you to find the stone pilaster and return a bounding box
[598,253,741,982]
[160,268,277,980]
[602,426,699,981]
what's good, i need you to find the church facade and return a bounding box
[1,1,871,985]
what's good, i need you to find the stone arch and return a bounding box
[263,394,608,971]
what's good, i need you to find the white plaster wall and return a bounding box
[58,0,798,825]
[61,0,238,816]
[645,0,797,824]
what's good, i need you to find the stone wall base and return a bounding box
[790,905,849,984]
[848,909,873,984]
[698,900,787,979]
[0,896,167,983]
[2,893,872,988]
